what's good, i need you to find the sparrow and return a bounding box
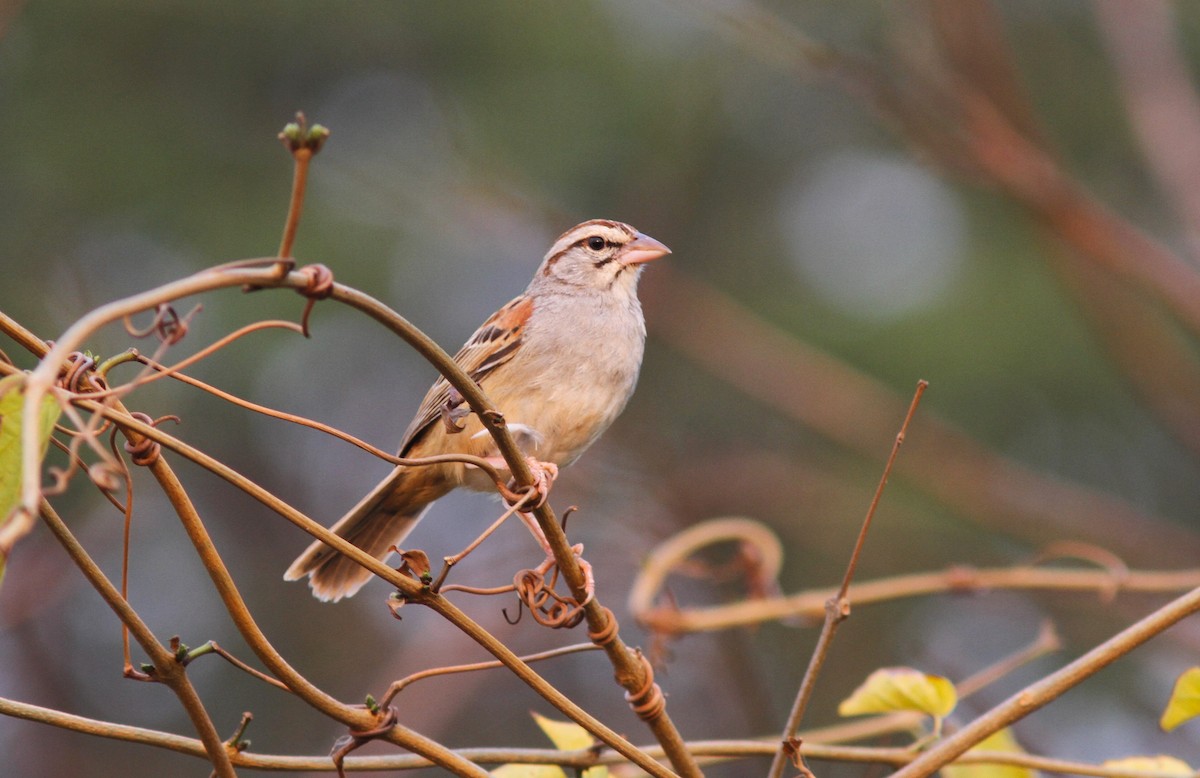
[285,219,671,601]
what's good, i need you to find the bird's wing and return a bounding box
[398,293,534,456]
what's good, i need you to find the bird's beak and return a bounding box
[617,232,672,266]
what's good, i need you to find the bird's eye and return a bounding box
[586,236,606,251]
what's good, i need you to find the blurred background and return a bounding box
[3,1,1200,775]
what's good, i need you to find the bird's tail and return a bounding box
[284,467,443,601]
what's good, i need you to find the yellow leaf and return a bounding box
[0,374,62,580]
[490,765,567,778]
[532,712,594,751]
[941,728,1034,778]
[531,713,607,778]
[490,713,607,778]
[1161,667,1200,732]
[838,667,958,719]
[1102,756,1193,775]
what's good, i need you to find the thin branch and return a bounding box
[276,112,328,259]
[379,643,600,709]
[767,381,926,778]
[182,641,291,692]
[627,517,784,624]
[71,319,307,402]
[1,695,1189,778]
[119,405,494,777]
[955,619,1061,699]
[891,584,1200,778]
[328,283,702,778]
[633,561,1200,635]
[36,501,237,778]
[16,258,695,774]
[128,352,510,486]
[91,402,675,778]
[15,260,298,549]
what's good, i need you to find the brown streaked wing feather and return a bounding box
[398,294,534,455]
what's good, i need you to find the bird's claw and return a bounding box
[521,458,558,509]
[534,542,595,606]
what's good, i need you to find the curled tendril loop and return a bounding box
[295,263,334,300]
[57,351,107,394]
[126,304,189,345]
[123,412,181,467]
[330,704,397,778]
[624,651,666,721]
[587,606,619,647]
[293,263,334,337]
[513,567,585,629]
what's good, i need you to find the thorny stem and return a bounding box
[767,380,927,778]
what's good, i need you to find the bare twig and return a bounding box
[2,691,1189,777]
[328,283,702,778]
[182,641,291,692]
[627,517,784,627]
[90,401,675,778]
[379,643,600,709]
[767,381,926,778]
[891,584,1200,778]
[276,112,329,259]
[955,619,1061,699]
[15,261,298,550]
[634,561,1200,635]
[37,501,237,778]
[129,351,512,487]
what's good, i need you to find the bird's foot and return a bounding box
[521,458,558,509]
[492,456,558,509]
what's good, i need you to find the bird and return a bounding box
[285,219,671,601]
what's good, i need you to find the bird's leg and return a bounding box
[486,457,594,602]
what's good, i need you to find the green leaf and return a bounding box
[838,667,958,720]
[1102,756,1193,775]
[0,374,62,578]
[940,728,1034,778]
[1161,667,1200,732]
